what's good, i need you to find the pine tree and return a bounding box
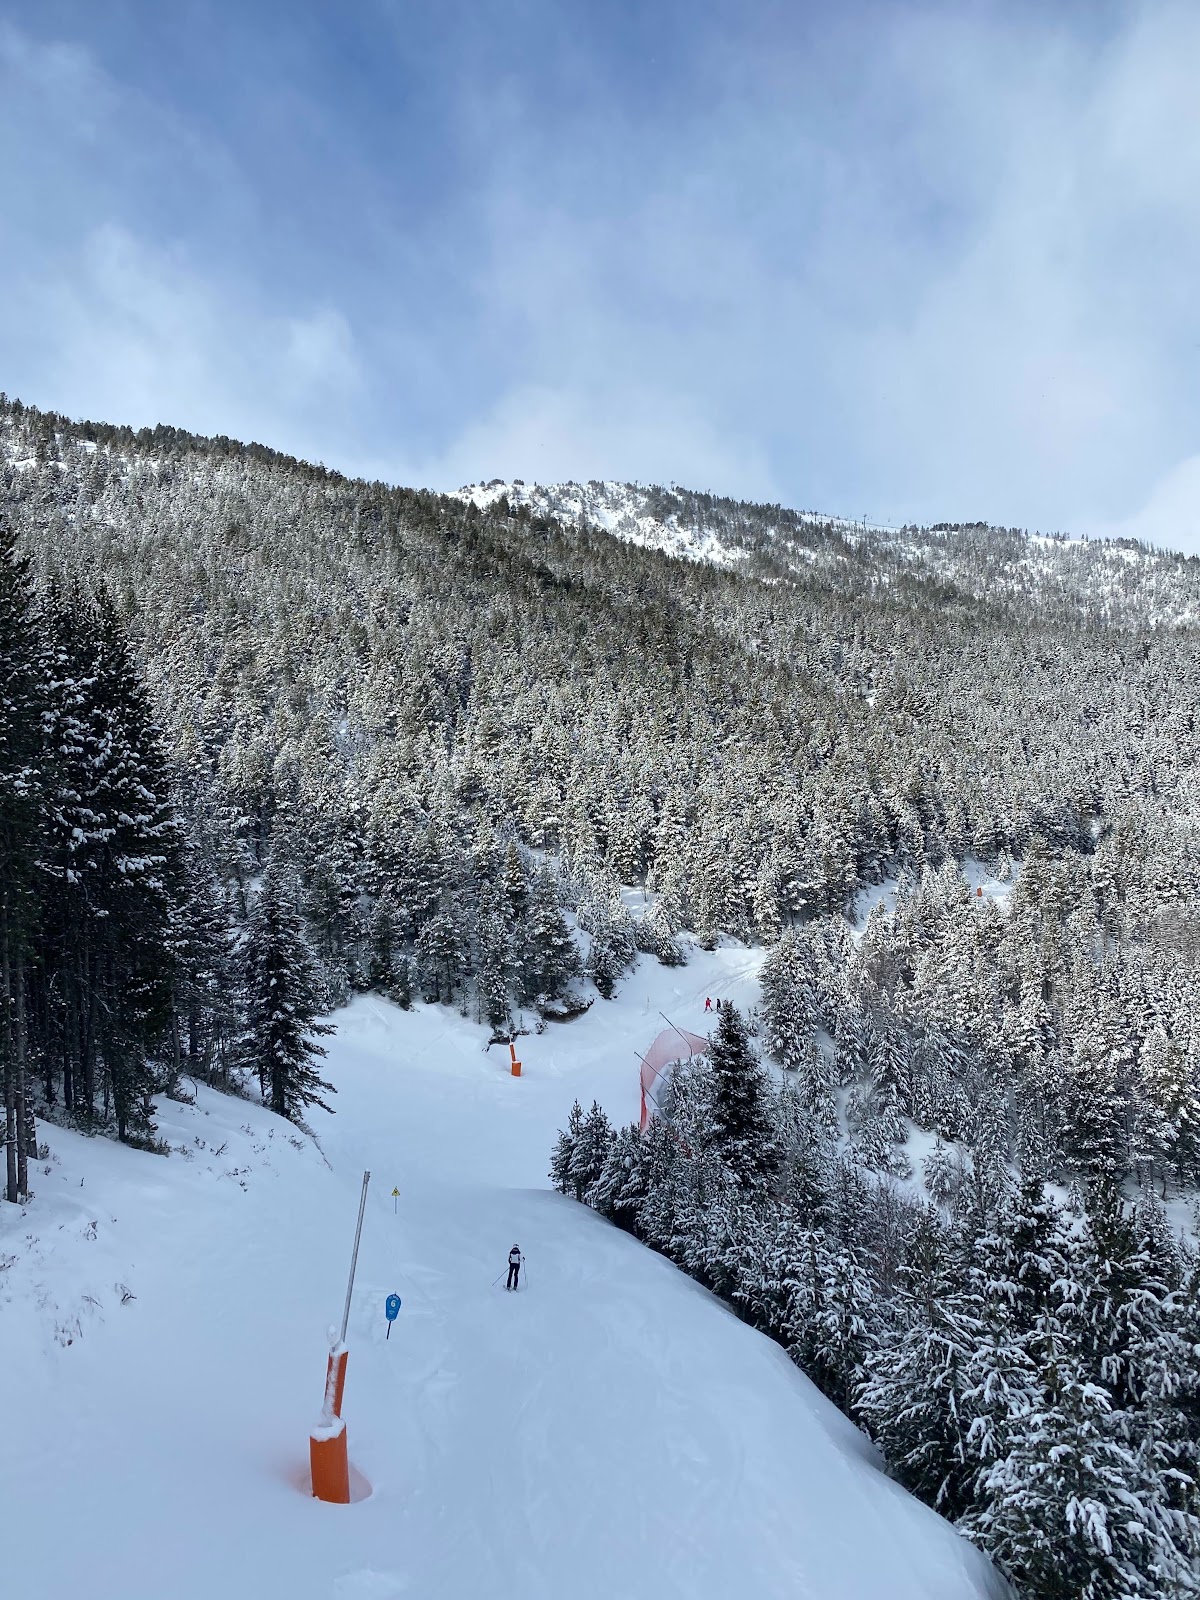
[637,897,685,966]
[760,927,815,1072]
[963,1341,1196,1600]
[474,886,513,1031]
[589,1122,652,1229]
[519,867,580,1004]
[856,1209,986,1517]
[550,1099,584,1194]
[1064,1178,1171,1414]
[704,1005,780,1189]
[971,1171,1072,1337]
[1059,1006,1127,1180]
[584,892,635,999]
[242,865,335,1123]
[849,1023,911,1176]
[567,1100,614,1202]
[801,1238,875,1412]
[36,590,188,1143]
[1136,1026,1200,1188]
[416,904,466,1006]
[0,523,43,1199]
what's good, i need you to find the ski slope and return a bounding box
[2,944,1006,1600]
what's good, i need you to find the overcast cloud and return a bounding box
[1,1,1197,548]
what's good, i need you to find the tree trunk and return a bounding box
[14,952,29,1198]
[3,948,17,1204]
[80,947,96,1121]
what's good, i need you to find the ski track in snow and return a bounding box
[1,944,1006,1600]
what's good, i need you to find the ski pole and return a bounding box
[491,1271,504,1287]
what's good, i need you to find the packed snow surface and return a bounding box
[2,944,1004,1600]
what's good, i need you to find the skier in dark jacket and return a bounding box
[506,1245,522,1291]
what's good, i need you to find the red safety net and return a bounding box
[639,1026,711,1132]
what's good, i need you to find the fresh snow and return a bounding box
[847,861,1016,944]
[453,479,753,568]
[2,945,1005,1600]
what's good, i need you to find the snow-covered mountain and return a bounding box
[453,477,1200,625]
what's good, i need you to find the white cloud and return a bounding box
[1091,455,1200,552]
[409,383,778,499]
[3,8,1200,550]
[2,223,363,458]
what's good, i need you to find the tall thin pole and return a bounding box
[659,1011,695,1052]
[340,1170,370,1344]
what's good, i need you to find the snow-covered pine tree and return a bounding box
[550,1099,584,1194]
[1135,1025,1200,1189]
[969,1170,1072,1337]
[962,1335,1197,1600]
[567,1100,615,1202]
[848,1022,911,1177]
[584,890,636,999]
[474,884,513,1031]
[1058,994,1128,1180]
[241,863,335,1123]
[588,1122,651,1229]
[759,927,816,1072]
[35,590,188,1143]
[416,903,467,1006]
[519,866,579,1005]
[703,1004,780,1190]
[856,1208,986,1518]
[0,522,43,1200]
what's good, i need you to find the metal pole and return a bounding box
[659,1010,696,1052]
[635,1049,668,1119]
[340,1170,370,1344]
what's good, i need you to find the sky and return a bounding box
[1,0,1199,548]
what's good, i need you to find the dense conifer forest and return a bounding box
[4,392,1200,1593]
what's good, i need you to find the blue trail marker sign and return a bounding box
[385,1293,402,1339]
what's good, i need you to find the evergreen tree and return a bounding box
[568,1100,615,1202]
[474,886,514,1031]
[760,927,815,1071]
[520,867,580,1004]
[704,1005,780,1189]
[242,865,335,1123]
[550,1100,584,1194]
[589,1122,653,1230]
[0,523,42,1199]
[856,1209,986,1517]
[963,1342,1196,1600]
[416,904,466,1006]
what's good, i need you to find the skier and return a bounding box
[506,1244,523,1291]
[704,996,712,1012]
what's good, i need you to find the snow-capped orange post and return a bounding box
[310,1169,370,1504]
[309,1341,350,1503]
[509,1042,522,1077]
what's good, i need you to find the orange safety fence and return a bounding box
[639,1025,710,1131]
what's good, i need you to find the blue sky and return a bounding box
[2,1,1199,546]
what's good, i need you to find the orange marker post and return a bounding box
[509,1042,522,1077]
[310,1342,350,1503]
[309,1170,370,1504]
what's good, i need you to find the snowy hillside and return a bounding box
[453,477,1200,624]
[2,945,1004,1600]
